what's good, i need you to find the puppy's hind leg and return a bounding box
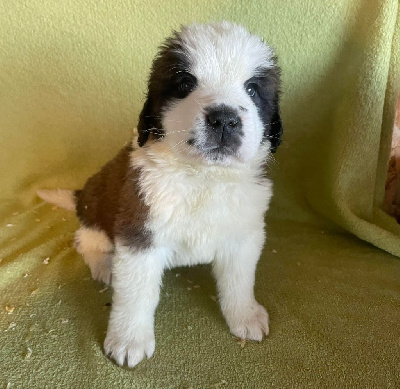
[74,227,114,285]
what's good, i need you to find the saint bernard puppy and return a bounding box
[38,21,283,368]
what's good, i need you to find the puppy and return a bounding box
[38,21,283,368]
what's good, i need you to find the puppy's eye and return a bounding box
[246,83,258,98]
[171,72,197,98]
[178,77,195,94]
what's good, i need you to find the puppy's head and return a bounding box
[137,21,282,165]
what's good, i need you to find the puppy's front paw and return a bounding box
[226,303,269,341]
[104,329,155,368]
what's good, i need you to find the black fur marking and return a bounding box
[137,32,194,147]
[244,63,283,153]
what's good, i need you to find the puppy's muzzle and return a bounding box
[195,104,244,159]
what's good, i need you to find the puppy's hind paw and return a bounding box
[91,262,112,285]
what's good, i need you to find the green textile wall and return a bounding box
[0,0,399,254]
[0,1,399,388]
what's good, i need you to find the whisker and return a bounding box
[193,99,205,109]
[263,134,282,139]
[263,120,282,127]
[172,139,188,151]
[143,127,169,134]
[164,119,183,123]
[142,127,193,135]
[168,129,192,134]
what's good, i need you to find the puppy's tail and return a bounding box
[37,189,80,211]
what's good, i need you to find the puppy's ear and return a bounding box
[265,98,283,153]
[262,63,283,153]
[137,97,153,147]
[137,96,164,147]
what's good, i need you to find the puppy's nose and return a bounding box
[205,105,241,134]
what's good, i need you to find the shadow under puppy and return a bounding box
[38,21,283,368]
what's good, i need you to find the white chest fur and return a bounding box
[132,144,272,267]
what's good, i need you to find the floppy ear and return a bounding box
[265,98,283,153]
[137,97,153,147]
[259,63,283,153]
[137,96,164,147]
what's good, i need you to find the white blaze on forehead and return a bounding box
[179,21,275,88]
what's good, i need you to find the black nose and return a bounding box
[205,105,241,134]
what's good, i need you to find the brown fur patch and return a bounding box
[75,142,152,250]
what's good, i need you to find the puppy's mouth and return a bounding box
[187,138,240,163]
[186,104,244,163]
[201,144,236,157]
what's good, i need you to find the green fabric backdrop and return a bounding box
[1,1,399,387]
